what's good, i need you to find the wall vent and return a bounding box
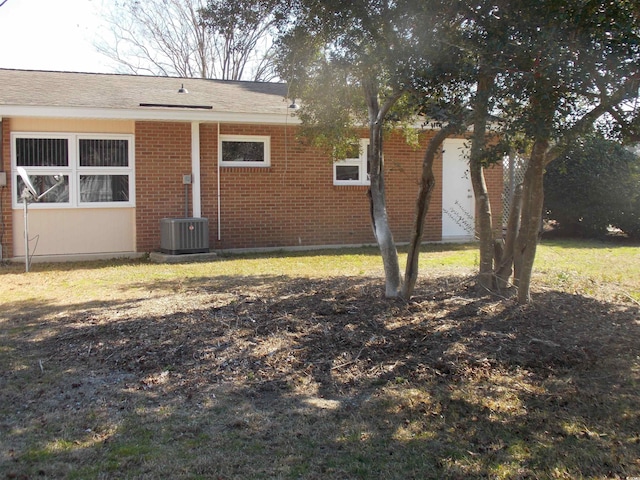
[160,218,209,255]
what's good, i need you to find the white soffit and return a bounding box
[0,105,301,125]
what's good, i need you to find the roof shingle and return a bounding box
[0,69,292,120]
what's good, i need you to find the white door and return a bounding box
[442,138,475,241]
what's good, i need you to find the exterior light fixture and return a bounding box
[178,83,188,94]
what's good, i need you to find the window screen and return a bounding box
[222,141,265,163]
[16,138,68,167]
[335,165,360,181]
[79,139,129,167]
[80,175,130,203]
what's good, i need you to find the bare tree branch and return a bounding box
[95,0,276,80]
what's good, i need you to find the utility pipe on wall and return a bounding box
[0,116,4,261]
[191,122,201,218]
[217,122,221,241]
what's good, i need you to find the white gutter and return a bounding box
[217,122,221,241]
[191,122,201,218]
[0,105,301,125]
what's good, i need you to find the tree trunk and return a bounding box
[514,139,547,303]
[509,77,629,303]
[470,160,495,291]
[402,125,458,299]
[495,182,523,289]
[469,69,495,291]
[363,79,402,298]
[369,121,402,297]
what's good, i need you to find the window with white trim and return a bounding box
[333,139,370,186]
[12,133,135,208]
[220,135,270,167]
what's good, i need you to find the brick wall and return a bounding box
[385,129,443,242]
[213,123,375,249]
[209,124,451,250]
[485,159,504,234]
[1,118,13,259]
[1,119,505,257]
[134,121,493,252]
[135,121,192,252]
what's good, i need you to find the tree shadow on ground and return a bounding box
[1,274,639,479]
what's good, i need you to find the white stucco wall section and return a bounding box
[10,118,135,134]
[12,208,135,257]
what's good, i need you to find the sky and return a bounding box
[0,0,113,73]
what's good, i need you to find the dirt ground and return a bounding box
[2,272,640,478]
[24,275,636,398]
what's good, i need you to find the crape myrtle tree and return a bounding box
[443,0,516,293]
[449,0,640,303]
[96,0,278,81]
[276,0,471,299]
[496,0,640,303]
[276,0,640,302]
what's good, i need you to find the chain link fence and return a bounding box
[502,153,528,227]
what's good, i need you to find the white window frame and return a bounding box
[219,134,271,167]
[333,138,370,186]
[11,132,135,209]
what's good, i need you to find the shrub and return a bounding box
[544,136,640,238]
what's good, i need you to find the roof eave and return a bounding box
[0,105,302,125]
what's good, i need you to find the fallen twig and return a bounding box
[529,337,561,348]
[331,346,365,370]
[620,291,640,307]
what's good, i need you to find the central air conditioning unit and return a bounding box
[160,218,209,255]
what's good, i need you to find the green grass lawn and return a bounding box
[2,238,638,304]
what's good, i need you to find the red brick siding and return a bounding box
[483,135,505,233]
[210,125,444,250]
[485,161,504,234]
[0,119,504,256]
[134,121,504,252]
[384,130,443,242]
[1,118,12,258]
[135,121,192,252]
